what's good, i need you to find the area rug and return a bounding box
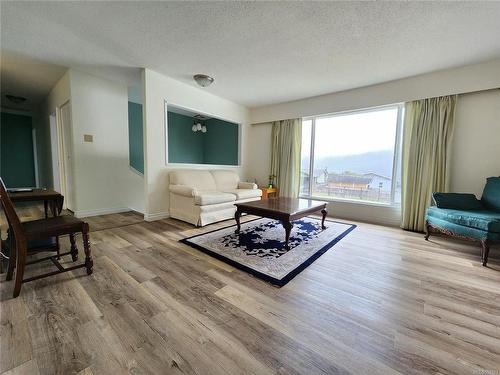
[180,217,356,286]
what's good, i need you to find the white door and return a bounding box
[59,101,75,211]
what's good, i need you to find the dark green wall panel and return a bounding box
[167,111,239,166]
[167,112,204,164]
[0,112,36,188]
[128,102,144,174]
[204,118,239,165]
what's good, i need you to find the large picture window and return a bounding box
[300,104,403,205]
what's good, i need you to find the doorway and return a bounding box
[49,113,60,192]
[0,112,36,188]
[54,101,75,211]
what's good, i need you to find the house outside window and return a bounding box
[300,104,403,205]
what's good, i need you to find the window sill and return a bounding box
[299,195,401,209]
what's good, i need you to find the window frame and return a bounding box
[300,103,404,207]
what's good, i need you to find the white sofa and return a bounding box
[169,169,262,226]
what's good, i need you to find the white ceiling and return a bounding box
[1,2,500,108]
[0,50,66,111]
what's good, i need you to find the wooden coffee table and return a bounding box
[234,198,327,250]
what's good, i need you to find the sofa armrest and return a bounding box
[432,192,484,210]
[238,182,258,189]
[169,184,198,197]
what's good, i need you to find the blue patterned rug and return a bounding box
[181,217,356,286]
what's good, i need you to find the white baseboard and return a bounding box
[74,207,131,218]
[128,206,145,215]
[144,212,170,222]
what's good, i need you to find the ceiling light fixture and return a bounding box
[5,94,27,104]
[192,121,207,133]
[193,74,214,88]
[191,115,208,133]
[192,115,208,133]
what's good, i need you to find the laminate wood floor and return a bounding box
[1,207,500,375]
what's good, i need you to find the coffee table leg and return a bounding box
[284,220,293,250]
[321,208,327,230]
[234,209,242,233]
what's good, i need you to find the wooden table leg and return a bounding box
[56,196,64,215]
[82,223,93,275]
[283,220,293,250]
[234,209,242,233]
[321,208,327,230]
[49,200,56,217]
[43,200,49,218]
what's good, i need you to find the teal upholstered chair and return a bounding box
[425,177,500,266]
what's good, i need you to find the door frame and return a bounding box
[32,128,40,187]
[49,113,61,192]
[56,101,75,211]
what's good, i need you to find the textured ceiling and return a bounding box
[1,2,500,108]
[0,51,67,111]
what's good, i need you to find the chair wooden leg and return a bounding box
[82,224,93,275]
[69,233,78,261]
[56,236,61,259]
[481,240,490,267]
[13,240,27,298]
[6,231,16,281]
[424,221,431,241]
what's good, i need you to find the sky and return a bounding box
[302,107,399,158]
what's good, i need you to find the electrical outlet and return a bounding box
[83,134,93,142]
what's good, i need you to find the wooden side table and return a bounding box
[260,186,278,199]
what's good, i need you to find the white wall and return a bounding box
[68,69,145,216]
[245,123,272,187]
[246,59,500,226]
[251,58,500,124]
[451,89,500,196]
[142,69,250,221]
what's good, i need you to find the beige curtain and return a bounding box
[401,95,457,232]
[270,118,302,198]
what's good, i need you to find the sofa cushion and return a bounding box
[170,170,217,191]
[238,182,258,190]
[481,177,500,211]
[199,201,237,213]
[194,191,236,206]
[432,193,483,210]
[224,188,262,200]
[427,206,500,233]
[211,170,239,191]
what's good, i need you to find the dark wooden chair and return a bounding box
[0,178,93,298]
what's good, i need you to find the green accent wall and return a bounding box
[128,102,144,174]
[0,112,36,188]
[167,111,239,165]
[167,112,205,164]
[204,118,239,165]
